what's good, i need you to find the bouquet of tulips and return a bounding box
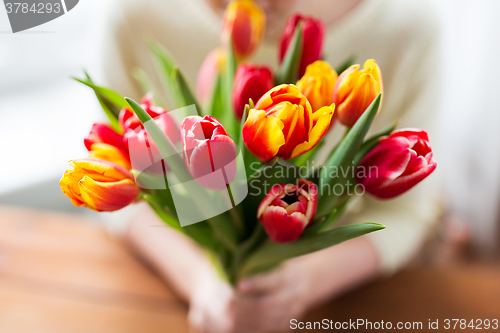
[60,0,437,284]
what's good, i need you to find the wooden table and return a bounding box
[0,205,498,332]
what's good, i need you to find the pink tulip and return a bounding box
[180,115,237,191]
[196,48,226,107]
[258,179,318,243]
[356,129,437,199]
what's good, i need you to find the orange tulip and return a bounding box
[242,84,334,161]
[60,158,139,212]
[88,143,131,170]
[296,60,338,112]
[332,59,383,127]
[221,0,265,61]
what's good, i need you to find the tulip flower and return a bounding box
[120,94,180,158]
[88,143,131,170]
[221,0,266,61]
[84,123,126,152]
[196,48,226,107]
[180,115,237,190]
[279,14,325,78]
[119,93,168,133]
[333,59,383,128]
[258,179,318,243]
[242,84,334,161]
[232,64,273,119]
[60,158,139,211]
[124,111,181,173]
[296,60,338,112]
[356,129,437,199]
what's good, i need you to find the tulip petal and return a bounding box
[89,143,131,170]
[71,158,134,181]
[289,105,334,159]
[79,176,139,211]
[370,162,437,199]
[243,109,285,161]
[357,137,413,191]
[336,73,378,127]
[259,206,308,243]
[273,103,310,159]
[333,65,359,104]
[363,59,383,95]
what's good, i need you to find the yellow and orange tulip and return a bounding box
[60,158,139,212]
[221,0,265,61]
[332,59,383,127]
[242,84,334,161]
[88,143,131,170]
[296,60,338,112]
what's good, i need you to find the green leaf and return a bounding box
[354,120,398,166]
[335,54,356,74]
[73,75,127,132]
[237,105,260,177]
[131,67,167,107]
[275,23,303,84]
[317,93,382,216]
[148,39,183,108]
[78,76,128,110]
[222,39,239,138]
[125,97,186,173]
[208,73,224,118]
[306,196,350,234]
[171,66,201,111]
[239,223,385,277]
[145,192,227,254]
[143,194,182,231]
[237,105,249,151]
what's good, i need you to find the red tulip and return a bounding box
[279,14,325,78]
[119,93,167,133]
[84,123,126,153]
[258,179,318,243]
[221,0,266,61]
[180,115,237,191]
[232,64,273,119]
[356,129,437,199]
[120,94,180,162]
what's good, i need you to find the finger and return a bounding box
[237,268,284,295]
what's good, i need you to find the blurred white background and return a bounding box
[0,0,498,252]
[0,0,107,212]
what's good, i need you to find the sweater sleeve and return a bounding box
[348,19,443,274]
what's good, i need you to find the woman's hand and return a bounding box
[188,261,311,333]
[188,237,380,333]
